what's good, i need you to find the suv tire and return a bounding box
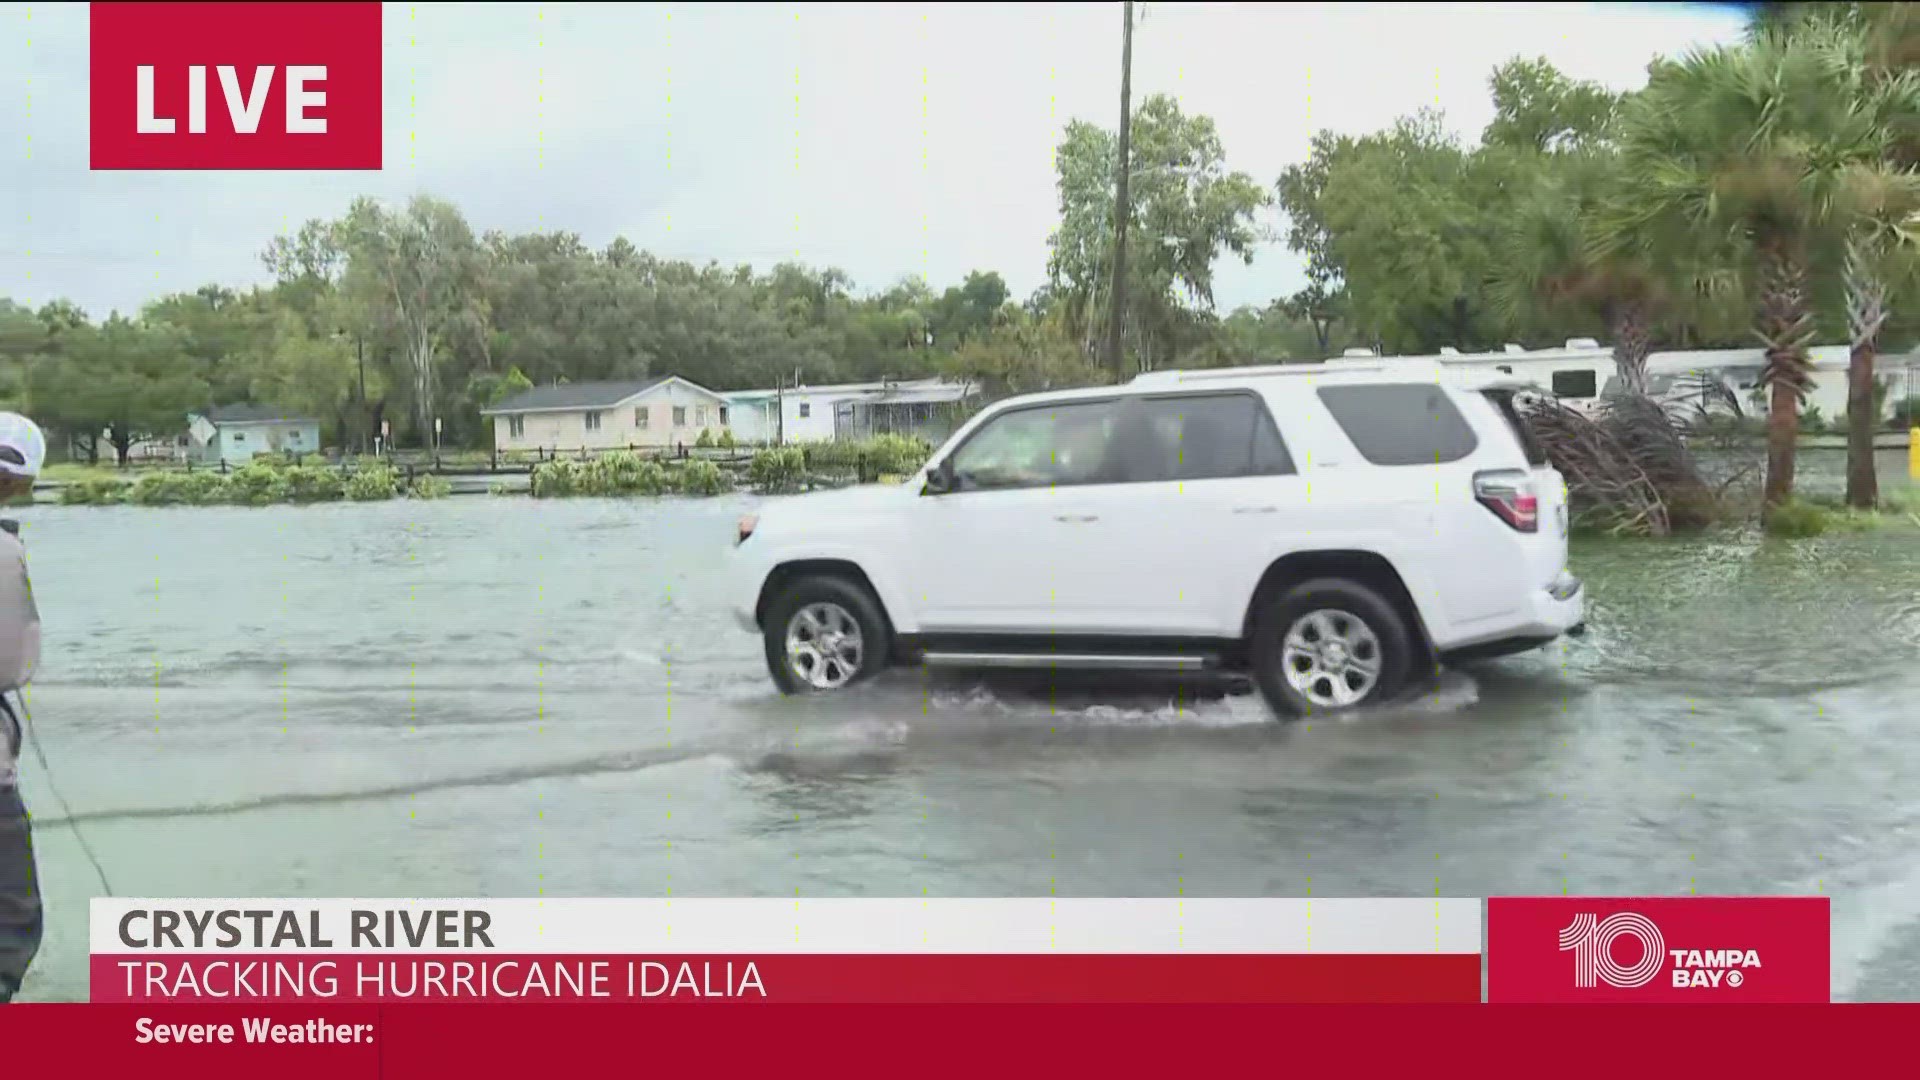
[762,573,892,694]
[1250,577,1412,718]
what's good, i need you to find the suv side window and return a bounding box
[1115,393,1297,482]
[948,399,1122,491]
[1316,384,1478,466]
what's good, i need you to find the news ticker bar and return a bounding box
[87,896,1832,1004]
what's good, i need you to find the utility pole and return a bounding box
[1102,0,1135,381]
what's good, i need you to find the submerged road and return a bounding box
[12,448,1920,1001]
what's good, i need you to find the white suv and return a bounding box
[728,362,1585,717]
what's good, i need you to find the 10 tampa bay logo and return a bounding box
[1559,912,1764,990]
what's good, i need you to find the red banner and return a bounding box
[3,1003,1915,1078]
[89,952,1481,1004]
[1486,895,1831,1002]
[90,2,384,170]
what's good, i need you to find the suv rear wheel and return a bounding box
[1250,578,1412,718]
[762,573,891,694]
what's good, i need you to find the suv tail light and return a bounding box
[1474,469,1538,533]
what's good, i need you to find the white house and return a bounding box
[481,375,734,452]
[722,377,977,445]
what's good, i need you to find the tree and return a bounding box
[1279,111,1533,353]
[1493,149,1743,395]
[1481,56,1623,153]
[335,195,490,444]
[28,317,208,465]
[245,312,363,447]
[1758,2,1920,507]
[941,309,1108,398]
[1049,94,1269,373]
[1605,24,1920,510]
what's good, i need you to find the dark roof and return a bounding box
[202,404,315,424]
[483,375,697,414]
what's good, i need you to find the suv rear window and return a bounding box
[1316,384,1478,466]
[1481,389,1548,466]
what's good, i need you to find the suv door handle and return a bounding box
[1233,506,1277,515]
[1054,514,1099,523]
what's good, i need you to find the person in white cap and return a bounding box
[0,411,42,1003]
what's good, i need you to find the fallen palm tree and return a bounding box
[1518,389,1725,537]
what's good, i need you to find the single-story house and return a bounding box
[187,405,322,465]
[481,375,733,452]
[723,377,976,445]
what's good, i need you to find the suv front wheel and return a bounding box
[762,574,892,694]
[1251,578,1412,718]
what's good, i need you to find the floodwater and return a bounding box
[9,448,1920,1002]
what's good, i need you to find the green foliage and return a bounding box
[749,447,807,492]
[672,459,732,496]
[60,476,131,505]
[128,470,231,507]
[408,474,453,499]
[695,428,715,448]
[530,459,586,498]
[718,428,737,449]
[1048,94,1271,373]
[345,463,400,501]
[281,464,347,503]
[223,462,292,506]
[530,453,673,498]
[1762,498,1832,537]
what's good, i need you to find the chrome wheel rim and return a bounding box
[784,602,865,690]
[1281,608,1383,708]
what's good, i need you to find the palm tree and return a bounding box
[1490,152,1740,397]
[1603,23,1920,512]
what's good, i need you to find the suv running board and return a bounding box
[918,651,1214,672]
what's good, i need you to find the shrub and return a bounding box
[864,434,932,477]
[408,474,453,500]
[695,428,715,449]
[282,465,346,503]
[719,429,737,449]
[590,451,670,495]
[673,459,732,496]
[1762,499,1830,538]
[61,477,131,505]
[223,462,290,506]
[1890,395,1920,429]
[130,471,231,506]
[1799,405,1827,435]
[530,459,586,498]
[749,447,807,493]
[345,463,399,501]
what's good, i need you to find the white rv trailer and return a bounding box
[1324,340,1919,422]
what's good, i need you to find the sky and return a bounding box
[0,2,1749,321]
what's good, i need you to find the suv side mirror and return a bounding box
[922,458,957,495]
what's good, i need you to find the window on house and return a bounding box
[509,415,526,438]
[232,432,246,442]
[673,406,687,426]
[635,407,649,429]
[719,406,730,425]
[799,403,812,418]
[695,405,708,426]
[585,411,603,431]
